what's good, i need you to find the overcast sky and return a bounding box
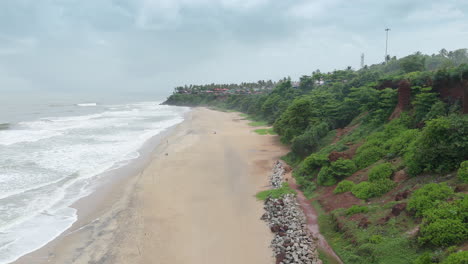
[0,0,467,98]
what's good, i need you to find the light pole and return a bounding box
[385,28,391,63]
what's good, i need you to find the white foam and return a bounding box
[0,130,63,146]
[0,101,189,264]
[76,103,97,107]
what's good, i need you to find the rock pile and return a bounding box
[270,160,285,188]
[261,161,320,264]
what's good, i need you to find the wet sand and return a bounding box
[15,108,288,264]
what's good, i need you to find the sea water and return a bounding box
[0,100,188,263]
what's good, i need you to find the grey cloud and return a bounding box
[0,0,467,97]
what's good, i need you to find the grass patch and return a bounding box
[254,128,277,135]
[248,120,269,127]
[256,183,296,200]
[318,248,341,264]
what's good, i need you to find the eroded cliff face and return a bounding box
[435,80,468,113]
[390,77,468,119]
[432,73,468,113]
[397,80,412,110]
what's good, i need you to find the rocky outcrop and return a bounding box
[270,161,286,188]
[261,161,320,264]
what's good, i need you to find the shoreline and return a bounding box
[14,108,289,264]
[13,109,187,264]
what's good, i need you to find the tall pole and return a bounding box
[385,28,391,63]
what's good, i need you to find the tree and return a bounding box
[274,97,315,143]
[400,53,426,73]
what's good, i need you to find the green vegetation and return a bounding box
[368,163,394,182]
[351,179,396,200]
[442,251,468,264]
[407,183,454,217]
[255,182,296,200]
[418,196,467,247]
[248,121,269,127]
[345,205,369,216]
[164,48,468,263]
[334,180,355,194]
[253,128,276,135]
[404,115,468,176]
[457,160,468,183]
[318,159,357,186]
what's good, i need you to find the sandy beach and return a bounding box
[15,108,288,264]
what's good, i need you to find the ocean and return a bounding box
[0,98,188,263]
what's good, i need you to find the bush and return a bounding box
[442,251,468,264]
[352,182,373,200]
[418,197,468,248]
[418,218,467,247]
[317,159,357,186]
[407,183,454,216]
[353,145,385,169]
[413,253,432,264]
[385,129,420,156]
[422,197,467,224]
[346,205,369,216]
[317,166,337,186]
[368,179,396,197]
[297,154,328,178]
[404,115,468,176]
[329,159,357,179]
[334,180,355,194]
[352,179,396,200]
[368,163,394,182]
[458,160,468,183]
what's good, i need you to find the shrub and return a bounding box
[422,197,467,224]
[458,160,468,183]
[413,253,433,264]
[418,218,467,247]
[404,115,468,176]
[330,159,357,178]
[418,197,468,248]
[368,234,383,244]
[442,251,468,264]
[353,145,385,169]
[317,159,357,186]
[368,163,394,182]
[346,205,369,216]
[352,179,396,200]
[334,180,355,194]
[317,166,337,186]
[368,179,396,197]
[298,154,329,177]
[352,182,373,200]
[385,129,420,156]
[407,183,454,216]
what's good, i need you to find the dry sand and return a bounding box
[15,108,288,264]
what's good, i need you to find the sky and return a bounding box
[0,0,467,99]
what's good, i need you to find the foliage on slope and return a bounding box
[164,49,468,263]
